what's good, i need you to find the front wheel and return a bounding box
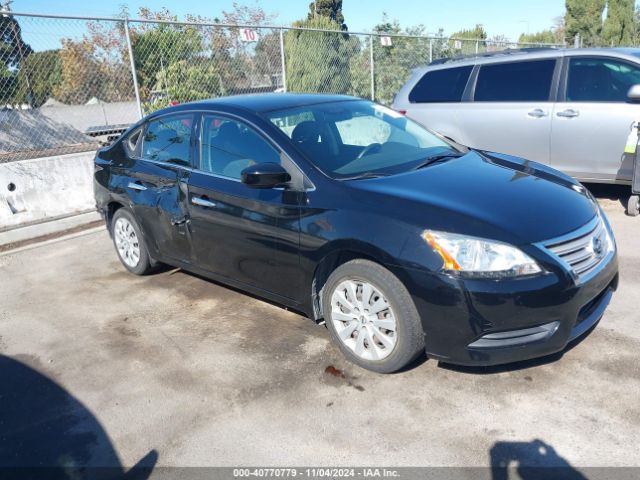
[322,259,425,373]
[111,209,154,275]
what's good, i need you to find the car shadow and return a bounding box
[490,439,587,480]
[583,182,630,212]
[0,354,157,479]
[438,322,598,375]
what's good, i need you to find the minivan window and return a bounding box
[409,66,473,103]
[474,59,556,102]
[142,114,193,166]
[566,57,640,102]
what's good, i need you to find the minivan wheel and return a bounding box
[627,195,639,217]
[111,209,154,275]
[322,259,425,373]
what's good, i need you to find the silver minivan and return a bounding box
[393,48,640,186]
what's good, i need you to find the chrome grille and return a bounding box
[543,216,611,280]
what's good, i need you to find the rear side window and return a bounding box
[409,66,473,103]
[567,57,640,102]
[474,60,556,102]
[142,114,194,166]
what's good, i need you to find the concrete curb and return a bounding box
[0,211,102,247]
[0,226,105,256]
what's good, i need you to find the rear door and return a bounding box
[186,113,304,302]
[550,56,640,182]
[128,113,194,263]
[455,58,559,164]
[394,65,473,143]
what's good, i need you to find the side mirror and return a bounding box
[241,162,291,189]
[628,84,640,102]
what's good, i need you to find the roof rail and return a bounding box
[429,47,559,65]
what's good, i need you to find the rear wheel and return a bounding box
[322,259,425,373]
[111,209,154,275]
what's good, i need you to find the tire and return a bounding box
[322,259,425,373]
[111,208,154,275]
[627,195,640,217]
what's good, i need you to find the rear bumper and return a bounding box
[394,252,618,367]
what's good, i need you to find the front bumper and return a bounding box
[393,251,618,367]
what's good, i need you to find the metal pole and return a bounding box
[279,28,287,92]
[369,34,375,101]
[124,18,143,119]
[475,39,479,54]
[429,38,433,63]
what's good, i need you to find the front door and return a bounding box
[550,56,640,182]
[128,113,195,263]
[186,113,303,302]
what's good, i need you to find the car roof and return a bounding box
[149,93,361,119]
[424,47,640,71]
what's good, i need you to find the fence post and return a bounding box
[429,38,433,63]
[279,28,287,92]
[124,18,143,119]
[369,34,375,101]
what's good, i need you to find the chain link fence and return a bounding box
[0,11,564,161]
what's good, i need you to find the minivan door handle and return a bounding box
[556,109,580,118]
[127,181,147,191]
[191,196,217,208]
[527,108,548,118]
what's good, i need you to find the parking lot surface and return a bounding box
[1,185,639,471]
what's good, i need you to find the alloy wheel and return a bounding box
[114,217,141,268]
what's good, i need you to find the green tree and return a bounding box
[0,11,33,105]
[602,0,635,46]
[449,24,487,55]
[285,16,355,94]
[565,0,606,46]
[518,30,557,45]
[368,14,430,105]
[17,50,62,107]
[308,0,346,30]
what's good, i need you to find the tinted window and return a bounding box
[200,115,280,180]
[567,57,640,102]
[409,66,472,103]
[142,114,193,165]
[475,60,556,102]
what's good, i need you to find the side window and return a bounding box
[142,114,194,165]
[408,66,473,103]
[200,115,281,180]
[474,59,556,102]
[125,127,142,155]
[567,57,640,102]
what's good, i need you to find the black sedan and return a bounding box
[94,93,618,373]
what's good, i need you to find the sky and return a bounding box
[10,0,566,41]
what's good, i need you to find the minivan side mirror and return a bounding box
[627,84,640,102]
[241,162,291,189]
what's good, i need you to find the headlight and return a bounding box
[423,230,543,278]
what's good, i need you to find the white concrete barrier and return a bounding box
[0,151,97,231]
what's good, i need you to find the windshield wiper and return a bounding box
[341,172,393,181]
[412,151,465,170]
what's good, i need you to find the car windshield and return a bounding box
[266,100,460,179]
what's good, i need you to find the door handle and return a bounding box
[527,108,547,118]
[127,181,147,191]
[556,109,580,118]
[191,196,217,208]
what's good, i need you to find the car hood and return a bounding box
[349,150,598,244]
